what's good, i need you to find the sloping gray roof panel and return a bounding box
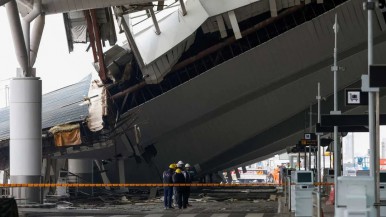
[0,74,91,141]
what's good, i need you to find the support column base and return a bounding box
[10,175,41,204]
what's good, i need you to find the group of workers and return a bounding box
[271,164,289,184]
[162,161,194,210]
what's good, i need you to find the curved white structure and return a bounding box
[122,0,296,84]
[10,77,42,203]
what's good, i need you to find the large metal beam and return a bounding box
[90,9,107,83]
[156,0,164,11]
[149,8,161,35]
[111,81,146,100]
[171,5,303,72]
[228,10,241,39]
[84,10,98,63]
[179,0,187,16]
[112,5,304,100]
[269,0,278,17]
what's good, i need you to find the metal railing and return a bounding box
[60,170,92,197]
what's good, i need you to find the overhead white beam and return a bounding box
[228,10,242,40]
[269,0,278,17]
[317,0,324,3]
[149,7,161,35]
[216,15,227,38]
[179,0,187,16]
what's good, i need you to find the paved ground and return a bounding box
[19,196,282,217]
[18,197,335,217]
[17,188,335,217]
[20,212,292,217]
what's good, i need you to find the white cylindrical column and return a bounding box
[10,77,42,203]
[68,159,92,174]
[68,159,93,195]
[68,159,93,181]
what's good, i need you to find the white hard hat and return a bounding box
[177,160,184,168]
[185,163,191,168]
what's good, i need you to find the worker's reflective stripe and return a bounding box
[210,213,230,217]
[245,213,264,217]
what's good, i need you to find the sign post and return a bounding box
[331,15,342,214]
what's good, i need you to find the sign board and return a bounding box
[290,145,317,153]
[316,123,369,133]
[345,89,368,106]
[300,139,317,146]
[304,133,316,140]
[321,114,386,127]
[370,65,386,87]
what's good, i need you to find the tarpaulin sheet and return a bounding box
[49,124,82,147]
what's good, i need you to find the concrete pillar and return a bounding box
[1,171,6,184]
[289,155,295,168]
[10,77,42,203]
[68,159,93,182]
[68,159,93,195]
[117,159,127,190]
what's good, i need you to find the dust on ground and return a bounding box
[50,189,279,214]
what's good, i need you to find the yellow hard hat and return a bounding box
[169,164,176,169]
[175,168,182,173]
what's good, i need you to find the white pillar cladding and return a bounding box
[10,77,42,203]
[68,159,93,194]
[68,159,93,177]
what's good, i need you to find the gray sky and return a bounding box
[0,7,94,101]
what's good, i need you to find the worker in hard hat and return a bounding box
[172,168,186,209]
[183,163,193,207]
[173,161,184,207]
[177,160,184,169]
[163,164,176,209]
